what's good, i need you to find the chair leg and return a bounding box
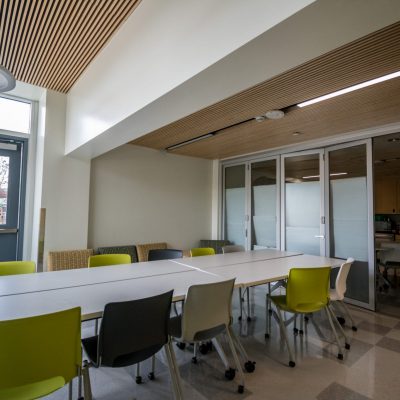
[228,326,256,373]
[78,368,83,400]
[94,319,99,336]
[82,361,92,400]
[148,355,156,380]
[212,337,230,370]
[328,305,350,350]
[165,339,184,400]
[275,307,295,367]
[324,306,344,360]
[340,301,357,331]
[135,363,142,384]
[246,287,251,321]
[265,294,272,338]
[192,343,198,363]
[239,287,243,321]
[225,326,245,393]
[68,381,73,400]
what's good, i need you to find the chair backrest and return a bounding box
[334,258,355,300]
[88,254,131,268]
[190,247,215,257]
[98,291,173,367]
[286,267,331,312]
[199,239,231,254]
[47,249,94,271]
[0,307,81,389]
[97,245,138,263]
[136,242,168,262]
[181,279,235,342]
[222,245,245,254]
[0,261,36,276]
[148,249,183,261]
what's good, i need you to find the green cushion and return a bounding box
[0,376,65,400]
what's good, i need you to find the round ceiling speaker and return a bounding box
[265,109,285,120]
[0,65,16,92]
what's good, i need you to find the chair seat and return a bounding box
[82,335,164,368]
[0,376,65,400]
[271,294,327,313]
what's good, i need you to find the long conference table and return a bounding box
[0,249,342,321]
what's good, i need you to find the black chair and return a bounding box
[81,290,183,399]
[148,249,183,261]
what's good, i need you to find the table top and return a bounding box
[172,249,301,270]
[0,260,193,297]
[205,254,343,287]
[0,269,222,321]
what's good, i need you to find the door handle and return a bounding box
[314,235,325,238]
[0,228,18,234]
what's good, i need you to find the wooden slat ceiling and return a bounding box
[132,21,400,160]
[0,0,141,93]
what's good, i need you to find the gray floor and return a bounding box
[45,286,400,400]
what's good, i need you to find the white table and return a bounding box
[0,260,194,297]
[0,269,222,321]
[172,249,301,270]
[205,254,343,288]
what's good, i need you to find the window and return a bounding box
[0,96,31,134]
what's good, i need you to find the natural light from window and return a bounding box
[0,96,31,134]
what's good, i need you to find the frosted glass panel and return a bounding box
[224,165,246,246]
[225,188,246,246]
[251,159,277,249]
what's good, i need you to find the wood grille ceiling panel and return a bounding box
[0,0,141,93]
[132,21,400,159]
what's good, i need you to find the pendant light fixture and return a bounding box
[0,65,16,92]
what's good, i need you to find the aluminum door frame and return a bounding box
[280,149,326,255]
[324,139,375,310]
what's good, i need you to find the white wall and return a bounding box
[88,144,212,250]
[65,0,315,156]
[40,90,91,269]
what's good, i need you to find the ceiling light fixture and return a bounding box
[388,137,400,142]
[297,70,400,108]
[265,109,285,119]
[255,115,267,122]
[302,172,348,179]
[0,65,16,92]
[166,133,214,151]
[292,131,303,136]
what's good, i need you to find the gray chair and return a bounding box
[222,245,245,253]
[199,239,231,254]
[82,291,183,400]
[148,249,183,261]
[97,245,138,263]
[170,279,246,394]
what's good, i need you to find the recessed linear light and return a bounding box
[388,137,400,142]
[302,172,348,179]
[166,133,214,151]
[297,70,400,108]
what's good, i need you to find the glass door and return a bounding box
[223,164,247,247]
[282,150,325,255]
[325,140,374,310]
[250,158,279,249]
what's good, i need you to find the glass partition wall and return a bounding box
[221,140,375,310]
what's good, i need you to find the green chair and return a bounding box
[267,267,347,367]
[0,307,87,400]
[0,261,36,276]
[88,253,131,268]
[190,247,215,257]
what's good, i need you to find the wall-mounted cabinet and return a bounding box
[375,177,400,214]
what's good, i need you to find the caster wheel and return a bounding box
[264,333,270,339]
[192,356,198,364]
[352,326,358,332]
[148,372,155,380]
[224,368,235,380]
[337,316,346,326]
[345,343,350,350]
[238,385,244,394]
[289,360,296,368]
[199,343,209,355]
[337,353,343,360]
[176,342,186,350]
[135,376,142,384]
[299,329,304,335]
[304,316,309,322]
[247,316,252,322]
[293,328,299,335]
[244,361,256,373]
[238,316,242,321]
